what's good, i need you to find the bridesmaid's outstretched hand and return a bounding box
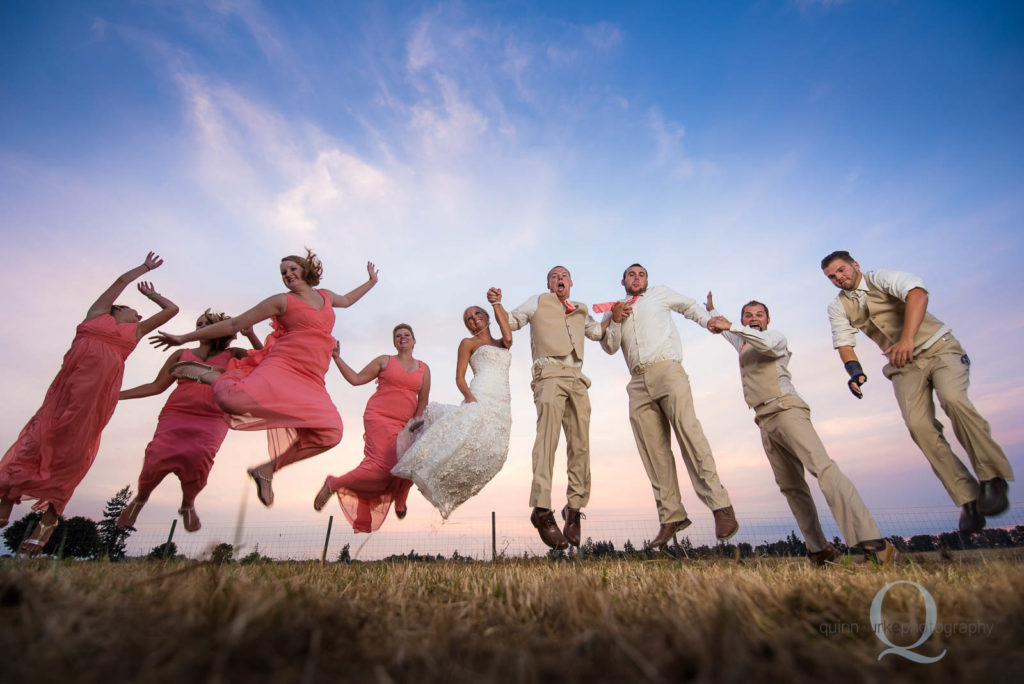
[150,331,184,350]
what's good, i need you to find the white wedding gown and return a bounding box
[392,344,511,519]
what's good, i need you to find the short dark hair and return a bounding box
[547,265,571,279]
[820,250,855,270]
[740,300,770,319]
[622,263,646,279]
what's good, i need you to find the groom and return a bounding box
[489,266,620,549]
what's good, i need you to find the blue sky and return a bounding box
[2,1,1022,548]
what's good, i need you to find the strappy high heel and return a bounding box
[19,518,58,556]
[247,467,274,507]
[170,361,224,384]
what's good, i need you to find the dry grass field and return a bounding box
[1,549,1021,683]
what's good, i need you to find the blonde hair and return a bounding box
[281,247,324,286]
[198,308,236,352]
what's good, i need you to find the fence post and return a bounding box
[492,511,497,562]
[321,515,334,564]
[162,519,177,561]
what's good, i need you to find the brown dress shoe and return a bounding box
[531,508,569,550]
[561,504,583,547]
[647,518,692,549]
[808,543,838,567]
[861,539,898,568]
[712,506,739,540]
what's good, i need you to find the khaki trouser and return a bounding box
[529,365,592,510]
[756,404,882,551]
[883,334,1014,506]
[627,361,731,524]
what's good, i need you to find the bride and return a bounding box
[392,292,513,518]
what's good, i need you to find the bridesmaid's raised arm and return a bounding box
[326,261,379,308]
[86,252,163,321]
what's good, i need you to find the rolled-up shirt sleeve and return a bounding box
[828,298,859,349]
[869,269,927,299]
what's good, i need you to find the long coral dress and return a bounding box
[327,356,423,532]
[136,348,234,500]
[0,315,138,515]
[213,290,343,465]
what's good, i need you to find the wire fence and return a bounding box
[120,503,1024,562]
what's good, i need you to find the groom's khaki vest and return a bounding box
[840,275,945,352]
[529,293,587,361]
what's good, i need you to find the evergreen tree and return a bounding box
[97,485,134,561]
[336,543,351,563]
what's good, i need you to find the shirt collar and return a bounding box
[841,274,869,299]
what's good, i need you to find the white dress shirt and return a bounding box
[601,285,710,374]
[827,269,950,351]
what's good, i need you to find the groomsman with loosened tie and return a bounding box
[599,263,738,549]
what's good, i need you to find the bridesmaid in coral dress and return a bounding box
[149,249,378,507]
[116,310,264,532]
[0,252,179,554]
[314,324,431,532]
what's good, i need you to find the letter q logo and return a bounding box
[870,580,946,663]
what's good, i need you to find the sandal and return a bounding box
[117,497,147,529]
[247,467,274,507]
[0,500,13,528]
[170,361,224,384]
[19,518,58,556]
[178,505,201,532]
[313,478,333,512]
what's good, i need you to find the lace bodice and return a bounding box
[467,344,511,404]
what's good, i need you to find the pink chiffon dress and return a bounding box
[136,348,233,501]
[327,356,422,532]
[213,290,343,466]
[0,315,138,515]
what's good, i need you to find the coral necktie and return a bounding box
[591,295,638,314]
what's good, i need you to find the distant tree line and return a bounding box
[4,484,1022,563]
